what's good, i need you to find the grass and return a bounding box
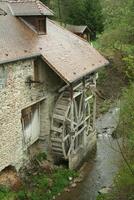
[0,151,78,200]
[0,164,78,200]
[99,99,112,114]
[0,186,15,200]
[34,152,47,162]
[0,169,78,200]
[19,168,78,200]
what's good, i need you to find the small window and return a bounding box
[33,59,45,84]
[0,66,7,89]
[34,59,40,82]
[36,18,46,34]
[21,16,46,35]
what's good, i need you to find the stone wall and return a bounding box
[0,58,64,172]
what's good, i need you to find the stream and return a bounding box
[56,107,123,200]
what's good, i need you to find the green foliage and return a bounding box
[99,85,134,200]
[15,168,78,200]
[96,194,110,200]
[97,164,134,200]
[118,84,134,149]
[99,0,134,51]
[17,190,27,200]
[123,55,134,82]
[96,0,134,83]
[30,174,50,191]
[0,186,15,200]
[97,68,107,84]
[35,152,47,162]
[51,168,78,194]
[41,0,104,38]
[84,0,104,37]
[99,99,112,114]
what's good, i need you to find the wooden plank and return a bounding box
[63,134,70,142]
[71,102,74,131]
[54,109,66,116]
[58,84,69,93]
[52,144,62,148]
[51,126,63,133]
[73,82,82,91]
[53,152,64,157]
[73,91,83,98]
[74,116,89,130]
[59,100,70,105]
[85,95,93,102]
[53,114,65,121]
[66,118,77,125]
[75,125,87,137]
[78,92,83,117]
[52,147,63,152]
[56,104,68,110]
[51,138,62,143]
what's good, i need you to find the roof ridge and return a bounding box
[8,0,53,15]
[38,0,54,15]
[8,0,37,3]
[35,0,43,15]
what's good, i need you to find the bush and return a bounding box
[118,84,134,150]
[123,55,134,82]
[0,186,15,200]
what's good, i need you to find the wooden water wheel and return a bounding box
[51,83,94,160]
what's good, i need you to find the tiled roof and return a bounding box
[8,0,54,16]
[66,25,90,34]
[0,1,108,83]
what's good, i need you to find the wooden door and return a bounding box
[21,103,40,146]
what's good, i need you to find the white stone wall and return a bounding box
[0,59,63,172]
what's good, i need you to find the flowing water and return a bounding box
[57,107,123,200]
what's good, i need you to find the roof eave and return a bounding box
[0,53,41,65]
[41,55,109,84]
[0,53,109,85]
[69,60,109,84]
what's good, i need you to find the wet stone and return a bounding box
[98,187,111,194]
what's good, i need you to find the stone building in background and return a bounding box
[0,0,108,172]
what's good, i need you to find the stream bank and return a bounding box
[56,107,123,200]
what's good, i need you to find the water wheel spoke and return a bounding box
[73,99,79,123]
[78,92,84,118]
[51,86,94,160]
[75,125,87,137]
[66,118,77,126]
[63,134,70,142]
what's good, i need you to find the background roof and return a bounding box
[66,24,90,34]
[0,1,108,83]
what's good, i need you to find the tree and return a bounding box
[41,0,104,39]
[83,0,104,38]
[99,0,134,48]
[60,0,104,38]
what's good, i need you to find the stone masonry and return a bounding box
[0,58,63,172]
